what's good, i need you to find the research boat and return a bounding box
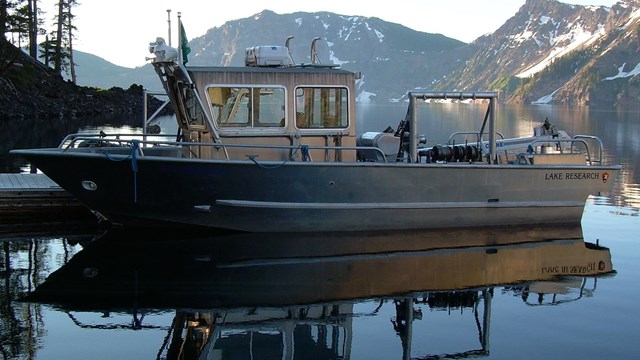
[11,34,621,232]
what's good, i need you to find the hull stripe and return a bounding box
[215,199,585,210]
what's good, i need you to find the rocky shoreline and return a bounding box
[1,39,166,121]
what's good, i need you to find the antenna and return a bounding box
[166,9,172,46]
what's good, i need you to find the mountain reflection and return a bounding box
[2,225,615,359]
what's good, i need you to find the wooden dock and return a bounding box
[0,173,93,220]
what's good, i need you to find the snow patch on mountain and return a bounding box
[532,87,562,104]
[516,23,605,78]
[621,7,640,29]
[604,62,640,80]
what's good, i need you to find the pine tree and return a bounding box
[66,1,76,83]
[5,1,28,46]
[1,1,42,58]
[50,0,77,79]
[27,0,38,58]
[52,0,63,72]
[0,0,11,39]
[38,33,54,66]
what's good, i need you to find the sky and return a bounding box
[38,0,620,68]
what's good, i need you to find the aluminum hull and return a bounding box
[13,148,620,232]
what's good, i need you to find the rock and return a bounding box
[0,39,171,121]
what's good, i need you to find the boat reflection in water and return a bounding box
[26,225,614,359]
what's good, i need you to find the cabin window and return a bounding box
[206,86,285,128]
[295,87,348,129]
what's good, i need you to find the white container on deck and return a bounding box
[245,46,291,67]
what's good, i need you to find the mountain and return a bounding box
[71,1,640,107]
[70,51,162,91]
[69,11,473,101]
[187,10,475,102]
[438,0,640,107]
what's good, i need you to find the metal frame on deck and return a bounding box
[143,90,171,135]
[407,92,498,164]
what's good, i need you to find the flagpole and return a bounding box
[166,9,172,46]
[177,12,183,64]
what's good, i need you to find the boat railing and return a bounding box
[447,131,507,160]
[447,131,505,145]
[527,137,603,165]
[572,135,604,165]
[178,142,388,163]
[59,133,178,149]
[523,277,600,307]
[59,133,388,162]
[58,133,606,166]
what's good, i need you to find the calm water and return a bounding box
[1,103,639,359]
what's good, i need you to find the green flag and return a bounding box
[180,22,191,64]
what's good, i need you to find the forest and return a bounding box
[1,0,80,81]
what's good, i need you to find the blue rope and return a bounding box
[131,141,139,203]
[99,148,131,162]
[99,141,139,203]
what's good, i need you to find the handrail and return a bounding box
[573,135,604,165]
[59,134,388,162]
[447,131,505,145]
[528,138,594,165]
[59,133,176,145]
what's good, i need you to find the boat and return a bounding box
[11,30,621,232]
[24,228,614,359]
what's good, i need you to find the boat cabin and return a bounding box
[153,44,358,162]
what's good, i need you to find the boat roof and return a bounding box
[186,65,356,76]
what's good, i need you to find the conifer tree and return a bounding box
[50,0,77,79]
[1,0,42,58]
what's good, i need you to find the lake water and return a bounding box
[1,103,639,359]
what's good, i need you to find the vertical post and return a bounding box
[143,91,148,145]
[283,322,294,360]
[177,12,183,64]
[166,9,172,46]
[402,297,414,360]
[488,95,496,164]
[482,289,492,353]
[409,94,418,163]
